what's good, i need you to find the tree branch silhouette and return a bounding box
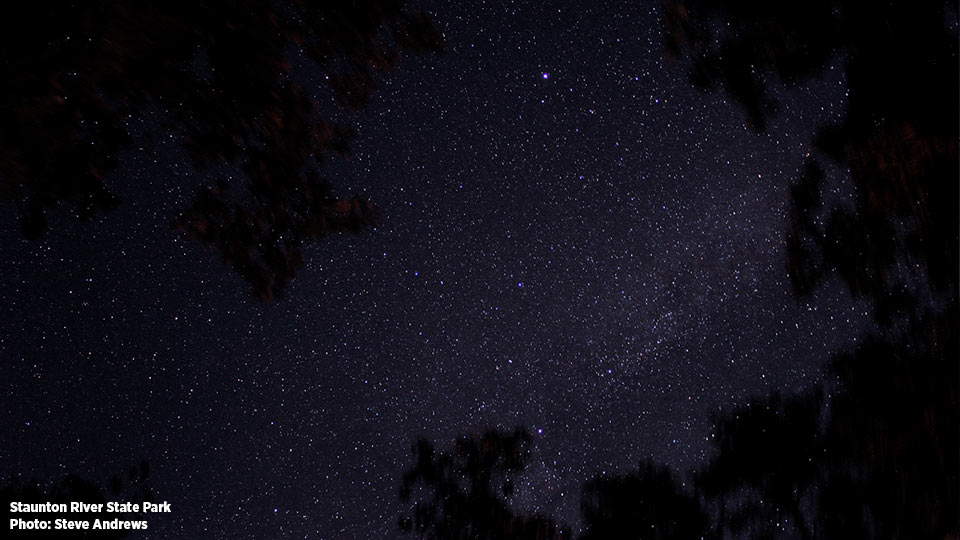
[0,0,442,300]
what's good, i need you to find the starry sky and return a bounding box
[1,1,876,537]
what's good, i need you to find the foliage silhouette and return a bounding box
[694,307,958,539]
[0,0,442,300]
[666,1,958,535]
[580,461,707,540]
[697,392,824,539]
[0,461,152,538]
[398,427,570,540]
[664,0,958,323]
[398,428,712,540]
[819,307,958,538]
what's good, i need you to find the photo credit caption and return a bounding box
[9,501,172,532]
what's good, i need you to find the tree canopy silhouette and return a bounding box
[0,0,442,300]
[695,304,958,539]
[696,391,824,539]
[397,428,712,540]
[664,0,958,323]
[664,1,959,536]
[398,427,569,540]
[579,461,707,540]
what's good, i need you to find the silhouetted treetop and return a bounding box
[692,305,958,538]
[664,0,845,131]
[697,391,824,539]
[398,427,569,540]
[822,307,958,539]
[666,0,958,323]
[0,0,442,300]
[580,461,707,540]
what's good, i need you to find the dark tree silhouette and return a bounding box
[580,461,707,540]
[398,427,569,540]
[0,0,442,300]
[694,308,958,539]
[697,392,824,539]
[818,307,958,539]
[666,2,958,536]
[664,0,958,323]
[1,461,152,538]
[397,428,710,540]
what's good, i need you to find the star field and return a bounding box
[1,1,875,538]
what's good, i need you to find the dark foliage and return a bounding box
[820,307,958,539]
[697,392,824,539]
[0,461,152,538]
[664,0,958,323]
[580,461,707,540]
[667,1,958,536]
[398,428,709,540]
[398,427,569,540]
[0,0,442,300]
[695,306,958,539]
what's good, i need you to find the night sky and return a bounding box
[1,1,882,538]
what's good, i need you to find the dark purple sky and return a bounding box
[1,1,874,537]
